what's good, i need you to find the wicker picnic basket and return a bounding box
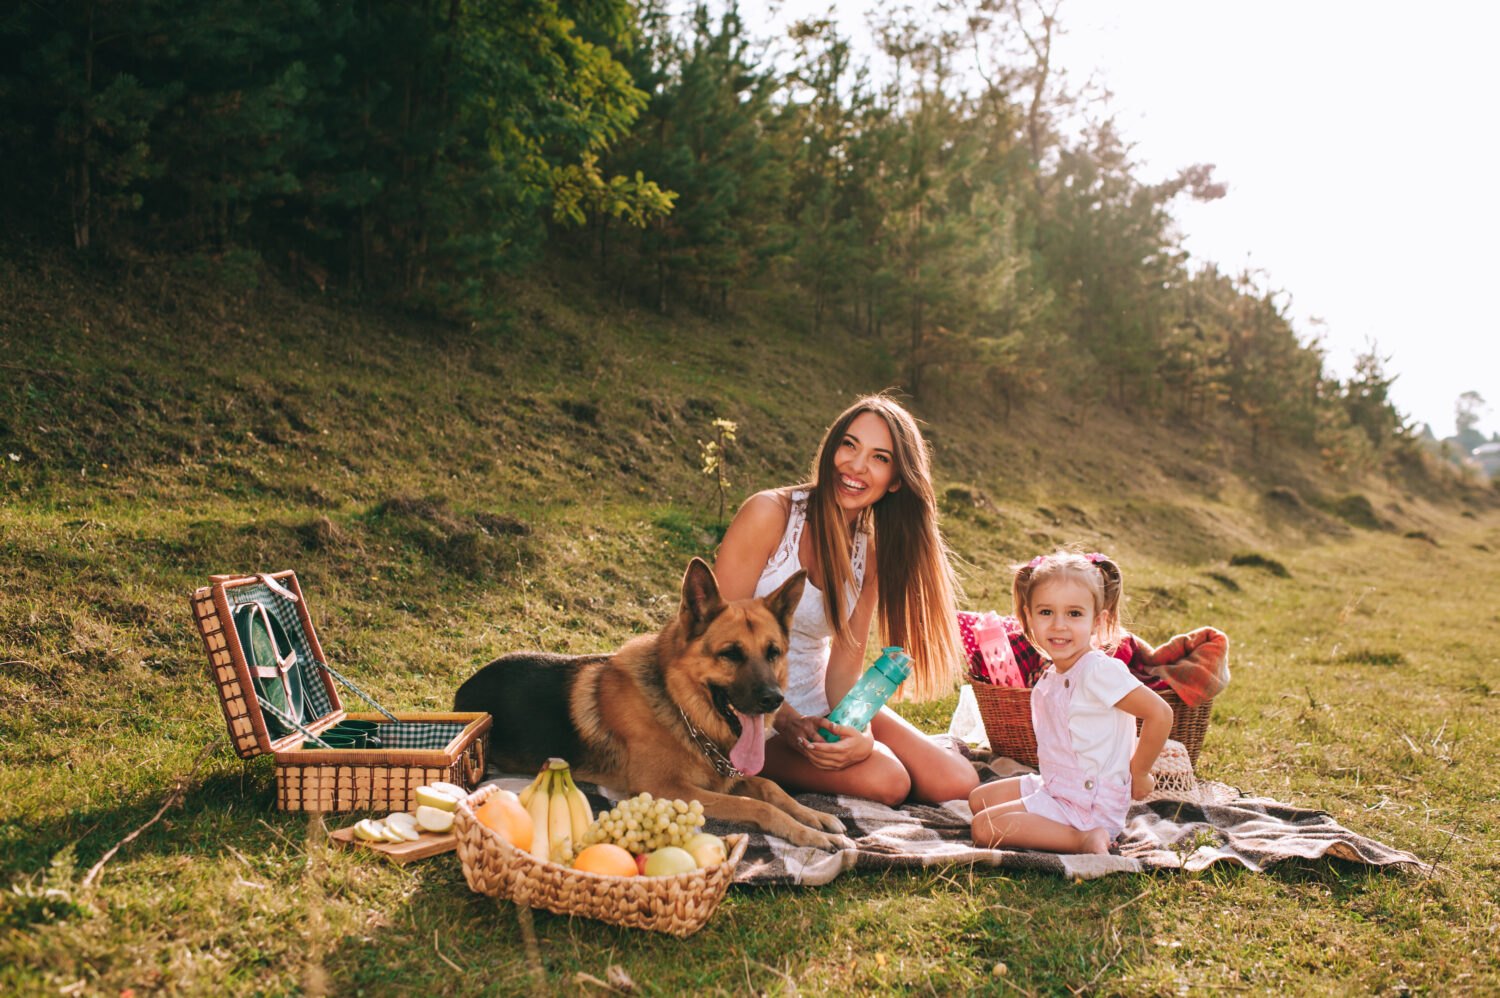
[454,784,748,938]
[190,570,492,813]
[973,677,1214,769]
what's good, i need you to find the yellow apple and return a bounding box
[415,785,461,812]
[683,832,726,868]
[415,804,455,833]
[642,846,697,877]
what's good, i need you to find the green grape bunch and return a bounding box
[576,792,706,854]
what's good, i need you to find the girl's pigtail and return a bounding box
[1090,554,1126,649]
[1011,561,1037,644]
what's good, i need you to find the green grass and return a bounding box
[3,253,1499,995]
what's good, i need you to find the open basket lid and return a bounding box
[192,570,345,758]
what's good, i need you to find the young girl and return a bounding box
[970,551,1173,853]
[711,395,979,806]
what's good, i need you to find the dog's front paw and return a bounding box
[787,827,855,852]
[811,811,846,835]
[788,804,845,835]
[826,832,856,852]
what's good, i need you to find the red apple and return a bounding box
[634,852,649,875]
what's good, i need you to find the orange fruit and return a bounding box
[476,792,533,852]
[572,843,638,877]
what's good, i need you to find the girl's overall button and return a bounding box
[1084,779,1094,790]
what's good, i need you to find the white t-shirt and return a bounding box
[1061,650,1143,783]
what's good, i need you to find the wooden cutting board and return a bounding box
[329,817,458,864]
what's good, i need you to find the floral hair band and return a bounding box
[1025,552,1110,570]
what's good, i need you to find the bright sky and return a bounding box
[733,0,1500,439]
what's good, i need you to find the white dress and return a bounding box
[752,491,868,718]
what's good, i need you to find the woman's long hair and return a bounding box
[793,395,964,701]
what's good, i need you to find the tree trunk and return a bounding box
[908,297,923,397]
[71,3,96,250]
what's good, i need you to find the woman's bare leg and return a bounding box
[869,707,981,804]
[759,733,912,807]
[758,708,979,807]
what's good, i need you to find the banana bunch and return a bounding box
[517,758,593,864]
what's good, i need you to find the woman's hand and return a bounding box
[781,714,875,770]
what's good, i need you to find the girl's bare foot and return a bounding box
[1079,828,1111,854]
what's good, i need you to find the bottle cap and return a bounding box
[872,646,912,683]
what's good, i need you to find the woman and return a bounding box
[712,395,979,806]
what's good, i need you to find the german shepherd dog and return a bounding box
[453,558,852,850]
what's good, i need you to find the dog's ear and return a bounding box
[679,557,726,638]
[760,569,806,637]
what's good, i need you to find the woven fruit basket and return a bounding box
[972,680,1213,768]
[454,784,748,938]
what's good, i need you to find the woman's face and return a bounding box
[830,411,901,519]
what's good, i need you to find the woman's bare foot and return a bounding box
[1079,827,1111,854]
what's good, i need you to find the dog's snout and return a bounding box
[753,686,783,715]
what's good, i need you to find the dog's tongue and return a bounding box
[729,710,765,775]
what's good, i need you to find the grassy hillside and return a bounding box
[3,252,1498,995]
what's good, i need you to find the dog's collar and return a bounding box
[676,704,743,779]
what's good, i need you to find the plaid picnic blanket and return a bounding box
[695,754,1426,886]
[483,753,1423,887]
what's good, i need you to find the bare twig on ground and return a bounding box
[256,817,296,847]
[747,958,797,995]
[0,362,68,384]
[513,901,548,997]
[81,734,220,889]
[433,929,464,975]
[1068,942,1122,995]
[1108,889,1150,918]
[301,812,330,998]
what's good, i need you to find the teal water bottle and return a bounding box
[818,647,913,742]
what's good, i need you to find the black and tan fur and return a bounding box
[453,557,850,850]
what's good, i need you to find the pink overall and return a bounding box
[1016,666,1134,838]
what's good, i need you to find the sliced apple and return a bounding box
[415,785,462,812]
[353,818,387,842]
[427,781,468,799]
[415,804,455,833]
[384,812,422,841]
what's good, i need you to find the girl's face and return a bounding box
[831,411,901,520]
[1027,576,1099,672]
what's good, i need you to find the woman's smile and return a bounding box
[831,411,899,517]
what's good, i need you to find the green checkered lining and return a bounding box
[231,581,335,722]
[374,721,465,750]
[230,581,465,749]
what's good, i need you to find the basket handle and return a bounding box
[313,659,403,726]
[253,578,404,726]
[258,573,299,602]
[259,700,335,749]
